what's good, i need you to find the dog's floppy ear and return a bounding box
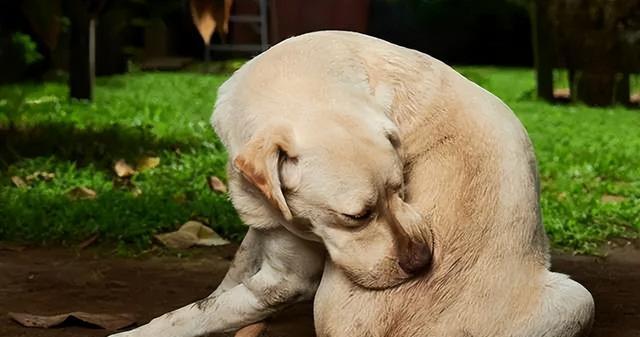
[233,125,296,221]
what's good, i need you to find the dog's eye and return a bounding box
[342,209,373,221]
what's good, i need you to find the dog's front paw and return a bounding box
[107,330,135,337]
[235,322,267,337]
[107,329,140,337]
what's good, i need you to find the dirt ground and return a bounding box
[1,243,639,337]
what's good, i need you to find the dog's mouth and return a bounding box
[340,257,430,290]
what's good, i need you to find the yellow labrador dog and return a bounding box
[111,31,594,337]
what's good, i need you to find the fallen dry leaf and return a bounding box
[9,312,135,330]
[11,176,27,188]
[155,221,229,249]
[68,187,97,200]
[173,193,188,204]
[190,0,233,44]
[601,194,626,204]
[190,0,215,45]
[114,159,136,178]
[208,176,228,193]
[154,231,197,249]
[131,187,143,197]
[235,322,267,337]
[136,156,160,172]
[553,88,571,100]
[0,243,26,252]
[25,171,55,182]
[78,234,99,250]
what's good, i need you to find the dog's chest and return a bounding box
[314,263,394,337]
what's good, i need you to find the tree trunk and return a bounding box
[69,15,95,100]
[67,0,105,100]
[614,73,630,106]
[530,0,554,101]
[573,70,621,106]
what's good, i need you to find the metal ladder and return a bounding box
[206,0,268,57]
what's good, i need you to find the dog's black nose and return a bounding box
[399,241,431,275]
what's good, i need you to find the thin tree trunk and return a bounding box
[69,15,95,100]
[614,73,630,106]
[530,0,554,101]
[67,0,105,100]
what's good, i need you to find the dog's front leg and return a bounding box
[211,227,264,296]
[109,227,324,337]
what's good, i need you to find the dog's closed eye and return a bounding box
[341,208,374,222]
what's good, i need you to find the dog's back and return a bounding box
[213,30,593,337]
[278,31,594,337]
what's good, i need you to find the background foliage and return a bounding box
[1,67,638,253]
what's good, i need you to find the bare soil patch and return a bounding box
[0,244,638,336]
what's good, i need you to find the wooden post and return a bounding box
[614,73,631,106]
[67,0,105,100]
[573,70,617,106]
[69,15,95,100]
[530,0,554,101]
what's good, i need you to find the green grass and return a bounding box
[0,72,243,250]
[1,67,639,253]
[457,67,640,253]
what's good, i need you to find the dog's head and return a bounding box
[232,104,432,289]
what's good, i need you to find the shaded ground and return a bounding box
[0,244,638,337]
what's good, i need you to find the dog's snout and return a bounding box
[398,241,431,275]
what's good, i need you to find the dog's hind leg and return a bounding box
[512,272,594,337]
[109,227,325,337]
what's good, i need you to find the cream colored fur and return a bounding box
[110,31,594,337]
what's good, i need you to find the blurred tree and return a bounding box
[66,0,107,100]
[530,0,553,101]
[369,0,532,66]
[123,0,186,61]
[21,0,63,51]
[0,32,44,83]
[7,0,203,85]
[17,0,106,99]
[533,0,639,106]
[0,1,52,83]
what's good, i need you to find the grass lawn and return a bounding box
[1,67,639,253]
[0,72,242,251]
